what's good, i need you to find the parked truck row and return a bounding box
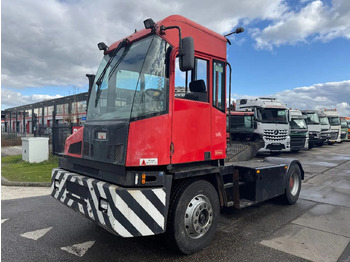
[227,99,349,155]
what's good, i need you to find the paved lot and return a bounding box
[1,143,350,261]
[1,146,22,157]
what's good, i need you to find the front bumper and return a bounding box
[51,168,170,237]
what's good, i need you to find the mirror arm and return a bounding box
[160,25,183,55]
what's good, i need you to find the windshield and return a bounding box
[87,35,170,121]
[227,115,254,131]
[341,120,348,128]
[257,108,288,124]
[290,118,307,129]
[328,116,340,126]
[306,113,320,124]
[319,116,330,125]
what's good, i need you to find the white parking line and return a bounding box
[1,218,9,224]
[20,227,53,240]
[61,241,95,257]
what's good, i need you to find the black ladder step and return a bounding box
[224,182,246,189]
[224,182,233,189]
[239,199,255,209]
[226,201,234,207]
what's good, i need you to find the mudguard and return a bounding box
[264,157,304,180]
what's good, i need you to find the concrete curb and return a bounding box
[1,176,51,187]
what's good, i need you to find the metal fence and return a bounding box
[2,124,79,156]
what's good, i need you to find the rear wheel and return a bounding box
[282,164,301,205]
[166,180,220,254]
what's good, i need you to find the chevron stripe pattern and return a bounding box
[51,168,167,237]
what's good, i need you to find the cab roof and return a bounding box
[109,15,227,60]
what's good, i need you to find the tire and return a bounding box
[328,141,335,145]
[166,180,220,254]
[291,149,300,153]
[282,164,301,205]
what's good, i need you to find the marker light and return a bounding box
[100,198,108,212]
[54,180,60,190]
[142,173,146,184]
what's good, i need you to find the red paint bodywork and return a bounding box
[65,15,228,167]
[171,98,211,163]
[65,126,84,158]
[126,114,171,166]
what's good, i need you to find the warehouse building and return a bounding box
[3,92,88,136]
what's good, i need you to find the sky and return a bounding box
[1,0,350,116]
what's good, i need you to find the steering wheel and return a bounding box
[145,89,164,101]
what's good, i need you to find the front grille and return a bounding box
[68,142,82,155]
[83,142,89,156]
[263,129,288,141]
[330,131,339,140]
[341,133,347,139]
[107,144,124,163]
[290,137,306,150]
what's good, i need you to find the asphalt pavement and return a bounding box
[1,142,350,261]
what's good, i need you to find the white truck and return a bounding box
[318,111,331,145]
[322,109,342,144]
[236,97,290,153]
[301,110,321,148]
[289,109,309,152]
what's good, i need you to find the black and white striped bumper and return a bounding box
[51,168,169,237]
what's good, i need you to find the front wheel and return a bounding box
[282,164,302,205]
[166,180,220,254]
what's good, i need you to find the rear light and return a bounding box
[133,171,164,186]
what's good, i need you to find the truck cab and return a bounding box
[318,111,331,146]
[226,111,260,141]
[236,98,290,153]
[289,109,308,152]
[301,110,321,148]
[340,117,349,141]
[322,109,341,144]
[346,117,350,141]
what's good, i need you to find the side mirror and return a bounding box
[86,74,96,110]
[180,37,194,72]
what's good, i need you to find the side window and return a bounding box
[174,57,208,102]
[194,59,208,88]
[175,57,190,98]
[213,61,225,111]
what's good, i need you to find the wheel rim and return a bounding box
[184,194,213,239]
[289,171,300,196]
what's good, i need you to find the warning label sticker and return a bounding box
[140,158,158,166]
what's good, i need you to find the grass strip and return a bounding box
[1,155,59,183]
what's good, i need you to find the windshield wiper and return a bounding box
[95,39,129,107]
